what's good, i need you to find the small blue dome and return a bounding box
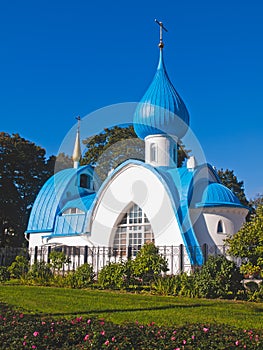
[133,49,190,140]
[197,183,243,208]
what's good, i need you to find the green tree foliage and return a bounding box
[226,205,263,277]
[54,152,73,173]
[217,168,248,206]
[249,193,263,213]
[0,132,55,247]
[82,125,190,184]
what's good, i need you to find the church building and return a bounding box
[26,23,248,271]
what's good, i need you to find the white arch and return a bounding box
[88,163,185,247]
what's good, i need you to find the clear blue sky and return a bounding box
[0,0,262,199]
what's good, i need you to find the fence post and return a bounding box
[179,244,184,273]
[202,243,208,265]
[127,246,132,259]
[84,245,88,264]
[47,246,51,263]
[34,246,38,263]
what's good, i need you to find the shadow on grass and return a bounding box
[33,302,206,318]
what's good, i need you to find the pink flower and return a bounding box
[111,337,116,342]
[87,319,91,324]
[84,334,89,341]
[33,332,39,337]
[24,336,27,340]
[19,314,24,318]
[174,348,180,350]
[101,330,105,336]
[235,340,240,346]
[23,342,26,346]
[41,321,46,325]
[192,335,195,340]
[203,327,209,333]
[104,340,110,346]
[182,339,186,344]
[171,336,176,341]
[32,346,37,349]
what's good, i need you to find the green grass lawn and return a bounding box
[0,284,262,330]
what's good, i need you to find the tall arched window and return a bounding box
[217,220,224,233]
[150,143,157,162]
[113,203,154,256]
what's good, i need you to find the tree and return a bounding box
[226,205,263,278]
[0,132,55,247]
[249,193,263,211]
[217,168,248,206]
[82,125,190,184]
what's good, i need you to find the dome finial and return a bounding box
[155,19,168,49]
[72,116,81,168]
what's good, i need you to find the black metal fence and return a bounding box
[0,246,28,266]
[27,244,230,275]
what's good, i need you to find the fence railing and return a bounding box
[0,244,233,274]
[0,247,28,266]
[28,244,231,275]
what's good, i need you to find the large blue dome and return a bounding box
[196,182,244,208]
[133,49,190,140]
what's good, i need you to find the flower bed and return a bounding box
[0,302,262,349]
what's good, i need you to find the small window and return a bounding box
[62,208,84,215]
[80,174,90,189]
[217,220,224,233]
[150,143,157,162]
[173,147,177,162]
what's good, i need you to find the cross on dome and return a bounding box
[155,19,168,49]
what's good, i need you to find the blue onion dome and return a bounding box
[134,48,190,140]
[196,182,244,208]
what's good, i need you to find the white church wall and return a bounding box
[89,163,185,248]
[191,207,248,251]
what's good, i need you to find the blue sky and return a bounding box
[1,0,262,199]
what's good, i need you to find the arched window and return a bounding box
[80,174,90,189]
[113,203,154,257]
[150,143,157,162]
[217,220,224,233]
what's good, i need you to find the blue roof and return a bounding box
[196,182,244,208]
[133,49,190,140]
[27,166,94,233]
[53,214,86,235]
[59,193,96,214]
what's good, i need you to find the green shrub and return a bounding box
[152,275,177,295]
[65,263,95,288]
[8,255,29,279]
[245,281,263,302]
[49,251,70,273]
[27,261,52,284]
[98,261,131,289]
[0,266,10,283]
[132,243,168,285]
[152,273,196,297]
[193,255,243,299]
